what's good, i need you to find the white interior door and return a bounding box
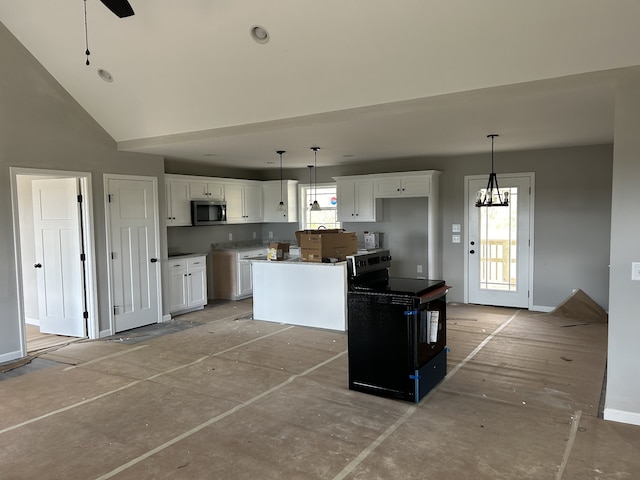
[106,176,160,333]
[32,178,86,337]
[467,174,532,308]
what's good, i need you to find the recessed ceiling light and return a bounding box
[250,25,270,44]
[265,161,275,165]
[204,153,217,157]
[343,154,356,158]
[97,68,113,82]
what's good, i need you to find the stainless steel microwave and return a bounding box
[191,200,227,226]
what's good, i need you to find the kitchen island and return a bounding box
[251,258,347,331]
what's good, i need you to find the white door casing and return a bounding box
[105,175,161,333]
[465,173,534,309]
[31,178,86,337]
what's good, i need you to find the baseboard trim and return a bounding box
[530,305,554,313]
[99,328,112,338]
[25,317,40,326]
[604,408,640,426]
[0,349,24,364]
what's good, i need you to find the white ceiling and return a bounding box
[2,1,640,169]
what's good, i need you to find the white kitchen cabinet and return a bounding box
[189,181,225,200]
[168,255,207,314]
[165,178,191,226]
[374,175,431,198]
[262,180,298,223]
[212,248,267,300]
[336,179,379,222]
[225,182,263,223]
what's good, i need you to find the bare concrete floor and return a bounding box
[1,301,638,479]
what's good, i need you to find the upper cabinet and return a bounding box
[263,180,298,223]
[165,176,192,226]
[374,174,431,198]
[225,181,263,223]
[335,178,379,222]
[188,180,224,200]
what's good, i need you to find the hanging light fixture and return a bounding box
[475,134,509,207]
[310,147,321,211]
[276,150,286,212]
[307,164,315,209]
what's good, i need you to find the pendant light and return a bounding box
[475,134,510,207]
[307,164,315,209]
[310,147,321,211]
[276,150,286,212]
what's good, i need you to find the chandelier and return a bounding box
[475,134,509,207]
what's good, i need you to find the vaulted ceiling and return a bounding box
[2,1,640,169]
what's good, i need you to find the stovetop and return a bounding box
[351,277,445,297]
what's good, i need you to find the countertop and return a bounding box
[168,252,208,259]
[251,258,346,267]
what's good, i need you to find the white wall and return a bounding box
[604,75,640,426]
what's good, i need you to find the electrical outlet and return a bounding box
[452,234,461,243]
[632,262,640,281]
[452,224,461,233]
[417,265,423,273]
[228,233,233,241]
[253,232,257,239]
[269,231,273,239]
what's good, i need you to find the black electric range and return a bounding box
[346,250,449,403]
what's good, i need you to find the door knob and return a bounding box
[469,250,475,254]
[150,258,158,263]
[34,263,42,268]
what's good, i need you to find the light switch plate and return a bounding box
[452,224,461,233]
[632,262,640,281]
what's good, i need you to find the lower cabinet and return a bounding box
[168,255,207,314]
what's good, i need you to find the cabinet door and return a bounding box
[354,180,375,221]
[166,180,191,226]
[374,178,403,197]
[207,183,225,200]
[187,268,207,307]
[401,176,431,197]
[263,183,288,222]
[225,184,245,222]
[243,184,263,222]
[168,269,188,312]
[336,180,356,222]
[237,260,253,297]
[189,182,210,200]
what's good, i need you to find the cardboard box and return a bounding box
[267,242,290,261]
[295,229,358,262]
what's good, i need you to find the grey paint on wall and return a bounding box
[605,76,640,421]
[1,22,166,358]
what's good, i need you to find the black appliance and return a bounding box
[191,200,227,226]
[346,250,448,403]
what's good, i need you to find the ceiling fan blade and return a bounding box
[99,0,135,18]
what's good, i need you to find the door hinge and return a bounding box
[107,193,113,203]
[111,252,116,260]
[77,194,83,203]
[80,253,86,262]
[83,311,89,319]
[113,305,118,315]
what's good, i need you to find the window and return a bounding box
[299,183,341,230]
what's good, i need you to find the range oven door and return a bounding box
[347,292,447,403]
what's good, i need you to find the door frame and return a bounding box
[10,167,99,356]
[463,172,535,309]
[103,173,163,335]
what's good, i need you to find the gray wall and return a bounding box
[0,22,166,357]
[605,76,640,421]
